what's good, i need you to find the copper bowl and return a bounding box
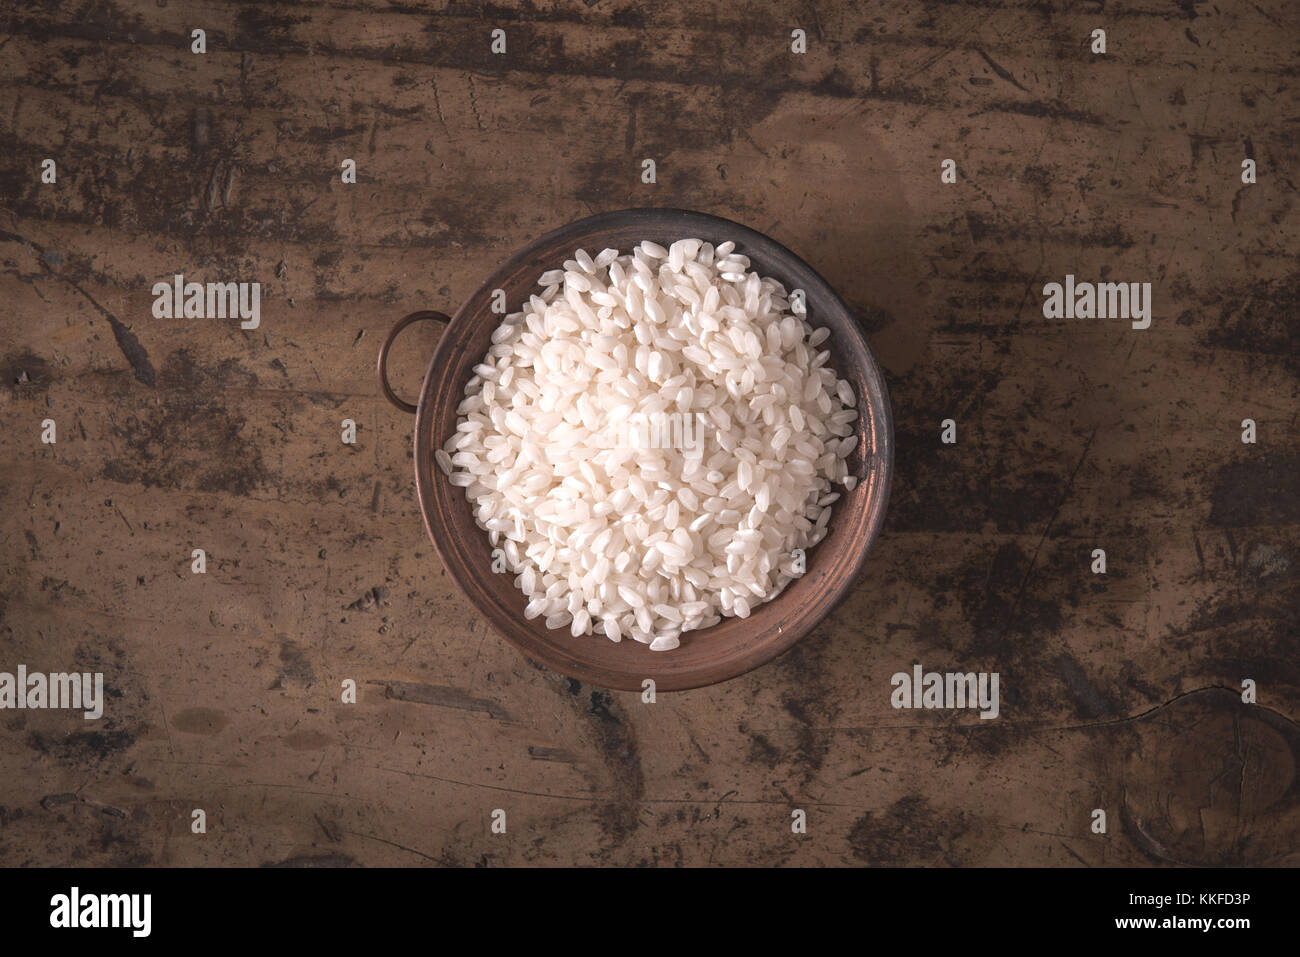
[378,208,893,691]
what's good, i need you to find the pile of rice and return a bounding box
[437,238,858,651]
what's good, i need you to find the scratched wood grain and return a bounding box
[0,0,1297,867]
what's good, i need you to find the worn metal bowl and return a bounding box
[378,207,893,691]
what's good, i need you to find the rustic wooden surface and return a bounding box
[1,0,1298,867]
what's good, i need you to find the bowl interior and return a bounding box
[414,208,893,691]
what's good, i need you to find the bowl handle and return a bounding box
[376,310,451,414]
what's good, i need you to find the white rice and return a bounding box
[439,239,858,651]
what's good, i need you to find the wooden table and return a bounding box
[1,0,1297,866]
